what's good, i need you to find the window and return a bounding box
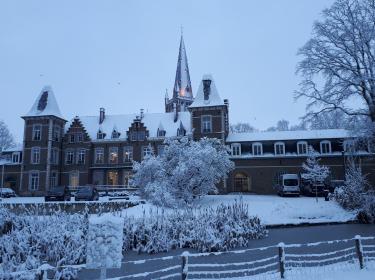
[32,124,41,141]
[50,171,58,188]
[297,141,308,155]
[69,134,75,143]
[157,129,166,137]
[177,127,186,137]
[51,148,59,164]
[53,126,61,142]
[343,140,355,153]
[65,150,74,165]
[137,131,145,141]
[92,170,104,185]
[97,131,106,140]
[274,142,285,155]
[95,148,104,164]
[124,146,133,162]
[252,143,263,156]
[158,145,165,156]
[107,170,118,185]
[29,171,39,190]
[129,131,145,141]
[112,130,121,139]
[12,152,20,163]
[123,171,133,187]
[231,143,241,156]
[320,140,331,154]
[77,149,85,164]
[69,171,79,187]
[31,147,40,164]
[77,133,84,142]
[109,147,118,164]
[142,146,152,159]
[201,115,212,133]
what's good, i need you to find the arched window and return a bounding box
[297,141,308,155]
[320,140,331,154]
[252,142,263,156]
[274,142,285,155]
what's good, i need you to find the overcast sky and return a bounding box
[0,0,334,142]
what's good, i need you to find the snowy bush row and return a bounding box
[123,200,268,254]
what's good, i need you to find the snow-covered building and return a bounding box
[2,35,375,195]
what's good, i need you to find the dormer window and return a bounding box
[97,130,106,140]
[157,128,166,137]
[320,140,331,154]
[231,143,241,156]
[274,142,285,155]
[177,128,186,137]
[12,152,20,164]
[297,141,308,155]
[112,130,121,139]
[252,142,263,156]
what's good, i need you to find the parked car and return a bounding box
[45,186,71,202]
[0,187,16,198]
[274,174,300,196]
[74,186,99,201]
[300,178,327,196]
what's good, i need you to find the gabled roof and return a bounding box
[189,74,224,108]
[226,129,350,143]
[24,86,64,120]
[70,111,191,140]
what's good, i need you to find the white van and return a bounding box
[275,174,300,196]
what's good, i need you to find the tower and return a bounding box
[165,33,194,118]
[20,86,66,195]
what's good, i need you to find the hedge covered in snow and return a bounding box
[123,200,268,253]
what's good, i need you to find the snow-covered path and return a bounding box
[122,194,356,226]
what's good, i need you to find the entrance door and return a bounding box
[107,170,118,186]
[234,173,251,192]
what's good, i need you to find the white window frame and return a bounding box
[252,142,263,156]
[32,124,42,141]
[297,141,308,155]
[123,146,133,162]
[77,149,86,164]
[201,115,212,133]
[274,142,285,156]
[12,152,20,163]
[50,171,58,188]
[29,170,39,191]
[231,143,241,156]
[142,145,152,159]
[51,148,59,164]
[108,147,119,164]
[95,148,104,164]
[320,140,332,154]
[65,149,74,165]
[31,147,41,164]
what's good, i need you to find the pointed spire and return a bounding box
[173,33,193,100]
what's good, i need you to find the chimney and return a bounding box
[140,108,144,119]
[99,108,105,124]
[224,99,229,108]
[203,79,212,101]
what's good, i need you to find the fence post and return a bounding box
[354,235,364,269]
[181,251,189,280]
[278,242,285,279]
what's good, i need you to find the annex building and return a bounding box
[1,36,375,196]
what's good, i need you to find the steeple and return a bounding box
[165,32,194,116]
[173,34,193,100]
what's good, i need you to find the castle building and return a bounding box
[1,35,375,196]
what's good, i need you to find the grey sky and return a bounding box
[0,0,334,142]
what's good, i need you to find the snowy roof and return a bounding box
[73,111,191,140]
[24,86,64,119]
[189,74,225,108]
[226,129,350,143]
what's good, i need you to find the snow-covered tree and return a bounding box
[0,120,15,152]
[230,122,257,133]
[296,0,375,122]
[132,137,235,207]
[301,146,330,185]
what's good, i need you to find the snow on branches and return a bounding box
[133,137,235,207]
[301,146,330,185]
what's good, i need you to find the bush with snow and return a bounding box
[123,200,267,253]
[301,146,330,185]
[133,137,235,207]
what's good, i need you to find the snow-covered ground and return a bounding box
[123,194,356,226]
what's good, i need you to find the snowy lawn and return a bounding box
[123,194,357,226]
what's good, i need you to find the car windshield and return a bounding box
[77,187,92,194]
[284,179,299,186]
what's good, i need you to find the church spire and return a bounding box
[173,33,193,100]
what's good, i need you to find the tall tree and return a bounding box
[296,0,375,122]
[0,120,15,152]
